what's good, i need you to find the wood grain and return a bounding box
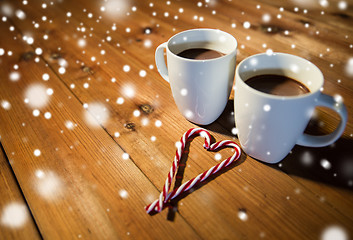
[0,145,41,239]
[1,0,353,239]
[0,18,200,240]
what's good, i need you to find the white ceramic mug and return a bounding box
[155,29,237,125]
[234,52,348,163]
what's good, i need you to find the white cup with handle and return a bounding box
[155,28,238,125]
[234,52,348,163]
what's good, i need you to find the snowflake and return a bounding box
[84,102,110,127]
[238,209,248,221]
[116,97,124,104]
[9,71,20,82]
[122,85,135,98]
[338,1,347,10]
[42,73,50,81]
[123,65,130,72]
[122,153,129,160]
[32,109,40,117]
[24,83,49,109]
[0,202,29,228]
[1,100,11,110]
[320,159,331,170]
[155,120,162,127]
[133,109,140,117]
[65,120,75,130]
[139,70,147,77]
[44,112,52,119]
[243,21,251,29]
[118,189,129,199]
[34,171,64,200]
[214,153,222,161]
[321,225,348,240]
[35,48,42,55]
[34,149,41,156]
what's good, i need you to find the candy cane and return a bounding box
[145,128,241,214]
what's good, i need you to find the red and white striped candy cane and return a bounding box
[145,128,241,214]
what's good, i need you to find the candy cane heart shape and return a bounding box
[145,128,242,214]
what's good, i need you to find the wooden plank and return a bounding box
[56,0,353,116]
[1,0,353,239]
[252,0,353,32]
[0,145,41,239]
[0,19,200,239]
[1,14,272,239]
[138,0,353,215]
[27,0,353,230]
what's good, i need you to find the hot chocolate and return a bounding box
[177,48,225,60]
[245,74,310,96]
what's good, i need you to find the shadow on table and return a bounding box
[199,99,236,137]
[272,138,353,191]
[202,99,353,191]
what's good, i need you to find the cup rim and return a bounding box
[236,52,324,100]
[166,28,238,62]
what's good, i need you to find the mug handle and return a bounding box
[155,42,169,82]
[297,93,348,147]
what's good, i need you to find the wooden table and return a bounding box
[1,0,353,239]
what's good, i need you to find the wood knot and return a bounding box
[259,24,284,34]
[298,19,313,26]
[21,51,35,61]
[139,104,154,114]
[124,122,136,130]
[50,52,62,60]
[81,66,94,74]
[332,12,350,19]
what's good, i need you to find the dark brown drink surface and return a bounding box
[177,48,225,60]
[245,74,310,96]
